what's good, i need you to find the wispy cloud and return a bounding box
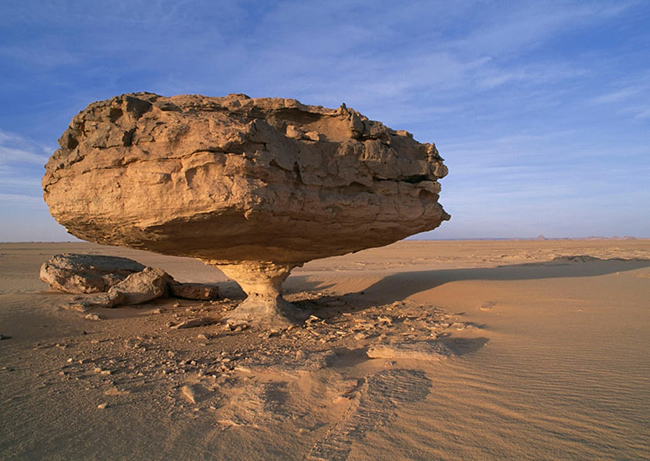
[0,129,51,166]
[0,193,45,208]
[0,129,49,205]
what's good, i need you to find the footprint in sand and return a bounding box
[480,301,497,311]
[308,369,431,460]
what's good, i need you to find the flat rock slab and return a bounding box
[40,254,146,294]
[170,317,218,329]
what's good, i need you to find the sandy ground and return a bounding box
[1,239,649,460]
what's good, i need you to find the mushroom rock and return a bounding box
[43,93,450,327]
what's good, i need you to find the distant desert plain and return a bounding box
[1,239,649,460]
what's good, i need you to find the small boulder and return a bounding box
[40,254,146,294]
[64,267,170,310]
[107,267,171,305]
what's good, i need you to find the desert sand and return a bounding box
[1,239,649,459]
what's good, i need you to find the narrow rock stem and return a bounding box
[217,261,302,328]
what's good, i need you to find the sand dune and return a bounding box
[1,240,649,459]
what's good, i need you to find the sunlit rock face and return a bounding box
[43,93,449,326]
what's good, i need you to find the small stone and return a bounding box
[97,403,108,409]
[171,317,216,329]
[85,313,103,321]
[304,131,321,141]
[180,385,196,404]
[377,315,393,325]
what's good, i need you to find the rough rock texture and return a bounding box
[169,281,219,300]
[39,254,146,294]
[43,93,449,326]
[40,253,219,303]
[108,267,171,305]
[67,266,171,311]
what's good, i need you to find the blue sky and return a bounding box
[1,0,649,241]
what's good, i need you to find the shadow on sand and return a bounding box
[289,257,650,308]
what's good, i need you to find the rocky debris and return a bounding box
[23,291,487,447]
[169,281,219,300]
[43,93,449,327]
[40,253,222,310]
[39,254,145,294]
[552,255,602,263]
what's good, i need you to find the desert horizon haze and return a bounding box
[1,0,649,241]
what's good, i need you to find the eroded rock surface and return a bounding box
[40,254,146,294]
[41,254,219,310]
[169,281,220,300]
[43,93,449,326]
[67,266,171,311]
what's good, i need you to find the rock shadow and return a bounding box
[289,257,650,312]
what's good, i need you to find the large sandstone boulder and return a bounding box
[40,254,146,293]
[43,93,449,326]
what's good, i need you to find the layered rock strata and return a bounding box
[43,93,449,326]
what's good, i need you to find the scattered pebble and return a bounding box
[180,385,196,404]
[170,317,217,329]
[85,313,103,321]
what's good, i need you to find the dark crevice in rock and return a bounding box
[402,174,430,184]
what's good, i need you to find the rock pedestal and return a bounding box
[217,262,300,327]
[43,93,449,327]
